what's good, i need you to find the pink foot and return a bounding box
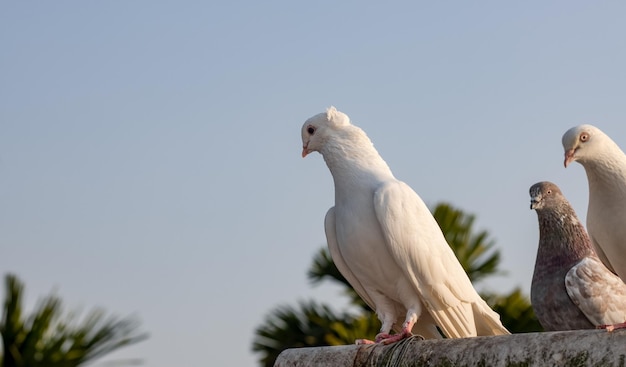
[598,321,626,332]
[354,332,396,344]
[374,333,393,343]
[379,329,412,345]
[355,330,413,345]
[356,319,417,345]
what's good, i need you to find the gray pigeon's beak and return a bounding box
[564,148,576,167]
[530,196,541,210]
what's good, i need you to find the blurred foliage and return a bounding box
[482,288,542,333]
[432,203,501,283]
[253,203,542,367]
[252,301,379,367]
[0,274,148,367]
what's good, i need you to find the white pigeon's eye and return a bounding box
[580,132,589,142]
[307,126,316,135]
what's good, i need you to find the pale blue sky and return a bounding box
[2,2,626,366]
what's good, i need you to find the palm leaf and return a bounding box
[482,288,543,333]
[432,203,502,283]
[0,274,148,367]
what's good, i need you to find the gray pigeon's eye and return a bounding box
[580,133,589,142]
[547,190,552,194]
[307,126,315,135]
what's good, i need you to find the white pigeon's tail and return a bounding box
[431,302,476,338]
[427,300,509,338]
[472,300,510,336]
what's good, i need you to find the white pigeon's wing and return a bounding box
[373,181,500,338]
[324,207,377,313]
[565,257,626,325]
[587,233,617,274]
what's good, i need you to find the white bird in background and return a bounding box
[300,107,509,344]
[562,125,626,282]
[562,124,626,331]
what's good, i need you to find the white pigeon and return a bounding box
[562,125,626,282]
[301,107,509,344]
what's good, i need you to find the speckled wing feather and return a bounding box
[565,257,626,326]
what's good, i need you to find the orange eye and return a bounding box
[580,132,589,142]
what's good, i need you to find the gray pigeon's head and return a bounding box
[562,124,608,167]
[529,181,564,210]
[301,106,351,158]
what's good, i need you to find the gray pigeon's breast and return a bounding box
[531,270,594,331]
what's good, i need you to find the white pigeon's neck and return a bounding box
[320,127,395,189]
[583,147,626,193]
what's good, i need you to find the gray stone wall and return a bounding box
[275,329,626,366]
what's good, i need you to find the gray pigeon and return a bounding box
[301,107,509,344]
[530,181,626,331]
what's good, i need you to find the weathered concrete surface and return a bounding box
[274,329,626,367]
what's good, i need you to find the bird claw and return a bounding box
[383,331,413,344]
[355,330,415,345]
[374,333,392,343]
[370,330,413,345]
[597,321,626,332]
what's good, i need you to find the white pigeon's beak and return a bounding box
[302,144,310,158]
[564,148,576,167]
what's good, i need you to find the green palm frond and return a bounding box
[252,301,338,367]
[0,274,148,367]
[432,203,502,283]
[252,300,378,367]
[482,288,543,333]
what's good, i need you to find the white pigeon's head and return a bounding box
[301,106,351,158]
[562,124,611,168]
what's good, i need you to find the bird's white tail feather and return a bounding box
[431,302,475,338]
[473,300,510,336]
[429,301,509,338]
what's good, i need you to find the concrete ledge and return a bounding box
[274,329,626,366]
